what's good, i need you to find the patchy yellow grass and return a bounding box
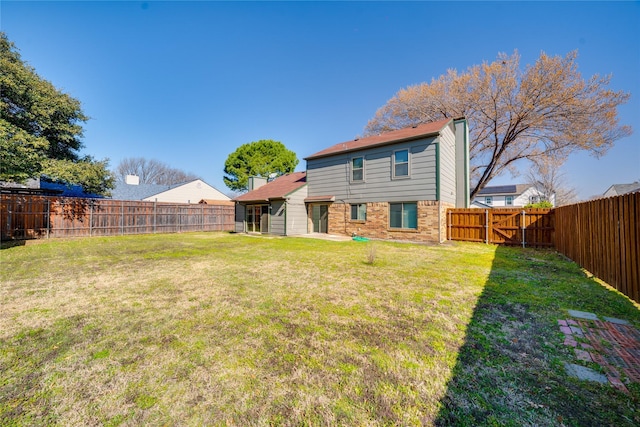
[1,233,494,425]
[3,233,639,426]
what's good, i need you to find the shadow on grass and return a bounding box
[435,245,640,426]
[0,239,26,250]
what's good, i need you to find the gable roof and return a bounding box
[304,118,453,160]
[110,181,179,200]
[604,182,640,196]
[234,172,307,202]
[476,184,532,196]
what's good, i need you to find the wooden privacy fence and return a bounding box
[447,208,554,248]
[1,195,235,240]
[554,192,639,304]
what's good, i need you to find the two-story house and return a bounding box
[234,117,469,242]
[471,184,553,208]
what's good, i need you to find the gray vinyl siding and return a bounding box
[438,124,457,205]
[270,200,286,236]
[306,136,439,203]
[234,203,246,232]
[285,185,308,235]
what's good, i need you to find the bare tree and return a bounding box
[526,156,579,206]
[365,51,631,199]
[115,157,199,185]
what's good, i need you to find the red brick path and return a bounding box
[558,318,640,393]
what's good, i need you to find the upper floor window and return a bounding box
[530,195,540,204]
[485,196,493,205]
[505,196,513,206]
[351,157,364,182]
[393,149,409,178]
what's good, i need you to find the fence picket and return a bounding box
[1,195,235,241]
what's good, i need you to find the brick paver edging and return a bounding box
[558,317,640,393]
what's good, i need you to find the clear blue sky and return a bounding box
[2,1,638,199]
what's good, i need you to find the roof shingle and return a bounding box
[234,172,307,202]
[304,118,453,160]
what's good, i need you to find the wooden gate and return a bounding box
[447,208,554,247]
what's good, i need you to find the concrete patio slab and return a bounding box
[564,363,608,384]
[568,310,599,320]
[602,316,630,325]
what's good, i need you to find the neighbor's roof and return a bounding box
[234,172,307,202]
[304,118,453,160]
[476,184,532,196]
[604,182,640,196]
[110,181,179,201]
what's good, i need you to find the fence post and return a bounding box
[46,198,50,239]
[202,203,205,231]
[154,199,157,233]
[121,201,124,235]
[521,210,526,248]
[484,209,489,244]
[448,210,452,241]
[89,201,93,237]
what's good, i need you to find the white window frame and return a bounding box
[485,196,493,205]
[392,149,410,179]
[505,196,513,206]
[351,156,364,182]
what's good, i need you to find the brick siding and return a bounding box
[323,201,453,243]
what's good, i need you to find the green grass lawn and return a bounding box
[1,233,638,426]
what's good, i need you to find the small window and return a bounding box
[351,157,364,182]
[393,149,409,178]
[530,195,540,204]
[485,196,493,205]
[389,202,417,229]
[505,196,513,206]
[350,203,366,221]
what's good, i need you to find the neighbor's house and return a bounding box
[472,184,553,208]
[110,175,230,204]
[234,173,308,235]
[602,182,640,198]
[303,117,469,243]
[0,176,102,198]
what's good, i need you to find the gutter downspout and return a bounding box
[435,142,442,242]
[284,200,287,236]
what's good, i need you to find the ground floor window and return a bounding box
[389,202,417,229]
[350,203,366,221]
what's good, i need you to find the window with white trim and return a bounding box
[485,196,493,205]
[351,157,364,182]
[393,149,409,178]
[505,196,513,206]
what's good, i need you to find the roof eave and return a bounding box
[304,129,444,161]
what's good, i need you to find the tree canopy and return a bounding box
[365,51,632,199]
[0,32,114,195]
[223,140,298,192]
[115,157,199,185]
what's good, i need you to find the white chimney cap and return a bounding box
[125,174,140,185]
